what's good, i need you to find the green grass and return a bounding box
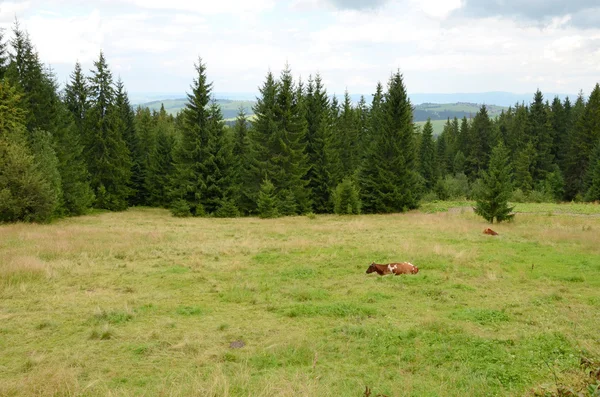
[1,205,599,396]
[415,119,447,136]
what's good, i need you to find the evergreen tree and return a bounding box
[271,64,311,213]
[419,119,436,189]
[132,106,155,205]
[86,51,132,210]
[114,79,139,204]
[513,142,535,193]
[146,106,175,208]
[585,142,600,202]
[257,178,279,218]
[333,177,361,215]
[29,129,62,217]
[474,142,514,223]
[171,58,213,216]
[326,94,344,188]
[359,72,420,213]
[64,62,89,133]
[171,58,236,216]
[549,96,567,170]
[244,71,279,213]
[566,87,600,200]
[0,80,55,223]
[453,151,466,175]
[466,105,492,179]
[6,21,55,134]
[0,28,8,78]
[337,90,359,177]
[203,100,237,215]
[355,95,370,162]
[456,116,470,159]
[232,107,254,214]
[304,74,332,213]
[564,93,586,200]
[529,90,554,181]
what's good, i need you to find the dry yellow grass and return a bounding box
[1,207,599,396]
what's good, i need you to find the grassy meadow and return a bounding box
[1,204,600,396]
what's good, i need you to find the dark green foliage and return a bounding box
[146,107,176,208]
[172,58,236,216]
[271,65,311,214]
[214,198,240,218]
[566,87,600,201]
[131,106,155,206]
[529,90,554,181]
[64,62,89,134]
[585,142,600,202]
[29,129,62,217]
[232,107,252,214]
[304,74,332,213]
[359,72,421,213]
[0,28,8,79]
[466,105,492,179]
[278,189,298,216]
[170,199,191,217]
[453,151,466,175]
[257,178,279,218]
[419,119,436,190]
[474,142,515,223]
[244,72,278,213]
[514,142,535,193]
[0,125,56,223]
[85,52,132,211]
[542,165,565,202]
[337,91,359,178]
[333,177,361,215]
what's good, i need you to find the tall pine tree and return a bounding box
[419,119,436,190]
[86,51,132,210]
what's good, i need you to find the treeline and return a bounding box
[1,21,599,223]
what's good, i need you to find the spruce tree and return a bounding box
[585,142,600,202]
[326,94,343,188]
[565,88,600,200]
[0,28,8,78]
[245,71,278,213]
[359,72,420,213]
[0,80,56,223]
[419,119,436,190]
[146,106,175,208]
[529,90,554,181]
[114,79,139,204]
[271,64,311,214]
[232,107,254,214]
[466,105,492,179]
[513,142,535,194]
[257,178,279,218]
[171,58,212,216]
[474,142,514,223]
[132,106,155,206]
[304,74,332,213]
[171,58,236,216]
[64,62,89,134]
[29,129,62,217]
[337,90,359,177]
[564,93,586,200]
[86,51,132,210]
[549,96,567,170]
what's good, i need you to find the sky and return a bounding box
[1,0,599,99]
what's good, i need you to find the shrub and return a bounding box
[170,199,191,217]
[333,177,361,215]
[257,178,279,219]
[214,198,240,218]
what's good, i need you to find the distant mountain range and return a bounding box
[131,91,578,108]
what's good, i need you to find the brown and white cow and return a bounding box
[366,262,419,276]
[483,228,499,236]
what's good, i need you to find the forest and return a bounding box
[1,20,600,223]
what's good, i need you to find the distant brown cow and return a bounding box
[366,262,419,276]
[483,228,499,236]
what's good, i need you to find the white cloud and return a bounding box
[2,0,600,96]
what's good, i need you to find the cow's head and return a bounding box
[366,262,377,274]
[411,265,419,274]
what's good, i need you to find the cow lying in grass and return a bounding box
[483,228,499,236]
[366,262,419,276]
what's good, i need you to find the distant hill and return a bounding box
[138,97,508,135]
